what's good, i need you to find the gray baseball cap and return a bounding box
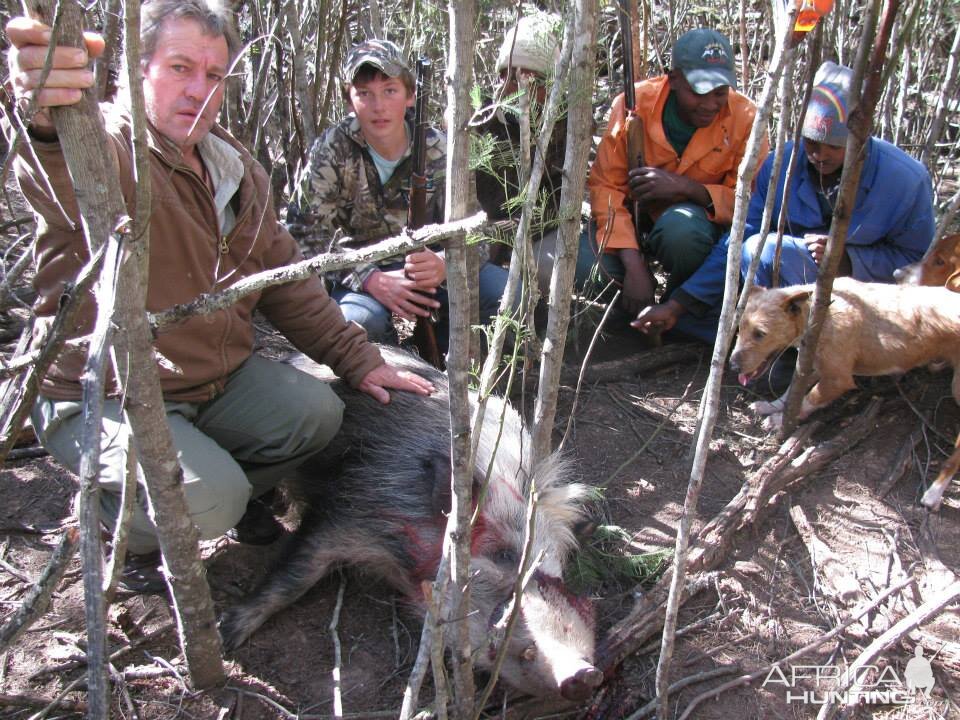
[342,39,411,85]
[672,28,737,93]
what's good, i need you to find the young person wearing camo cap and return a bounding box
[290,39,509,349]
[587,27,768,343]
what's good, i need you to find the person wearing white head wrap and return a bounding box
[496,12,561,78]
[475,12,568,296]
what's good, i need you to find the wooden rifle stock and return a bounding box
[407,59,444,369]
[618,0,646,219]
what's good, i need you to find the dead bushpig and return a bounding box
[219,346,601,702]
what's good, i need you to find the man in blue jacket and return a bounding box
[632,60,935,347]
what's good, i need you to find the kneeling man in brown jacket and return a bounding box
[5,0,433,593]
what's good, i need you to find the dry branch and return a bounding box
[0,527,78,654]
[559,343,702,386]
[816,579,960,720]
[0,692,87,713]
[789,504,861,604]
[596,400,880,689]
[878,431,921,498]
[443,0,478,712]
[654,10,798,715]
[25,0,130,710]
[150,214,487,330]
[532,0,598,460]
[675,572,918,720]
[0,251,102,463]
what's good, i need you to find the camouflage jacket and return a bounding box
[290,114,446,291]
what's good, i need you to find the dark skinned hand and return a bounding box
[628,166,711,207]
[618,248,655,316]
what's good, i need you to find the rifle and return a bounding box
[618,0,647,233]
[407,58,444,369]
[618,0,661,345]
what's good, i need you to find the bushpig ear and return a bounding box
[428,451,453,515]
[429,452,482,515]
[572,519,598,541]
[782,288,812,316]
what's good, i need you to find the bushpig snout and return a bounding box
[220,346,600,702]
[563,666,605,701]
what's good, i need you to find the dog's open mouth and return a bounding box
[737,352,776,386]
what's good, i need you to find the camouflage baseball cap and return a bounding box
[342,39,411,84]
[672,28,737,93]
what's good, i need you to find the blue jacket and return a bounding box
[673,137,934,317]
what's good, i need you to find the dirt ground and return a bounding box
[2,304,959,719]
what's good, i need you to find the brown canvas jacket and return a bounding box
[13,105,383,402]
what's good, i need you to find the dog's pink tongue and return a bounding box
[738,373,750,386]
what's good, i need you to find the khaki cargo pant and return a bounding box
[32,355,344,553]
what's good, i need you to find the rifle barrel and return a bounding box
[618,0,636,112]
[407,58,431,231]
[412,59,431,177]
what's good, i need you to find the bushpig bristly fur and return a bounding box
[218,346,601,702]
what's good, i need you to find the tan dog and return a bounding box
[894,233,960,289]
[894,233,960,511]
[731,278,960,511]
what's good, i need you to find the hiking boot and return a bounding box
[225,493,283,545]
[118,550,167,595]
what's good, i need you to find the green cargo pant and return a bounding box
[32,354,344,553]
[644,202,723,296]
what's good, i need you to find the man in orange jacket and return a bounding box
[586,28,767,341]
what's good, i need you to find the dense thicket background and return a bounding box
[1,1,959,719]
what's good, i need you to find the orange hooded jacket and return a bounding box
[587,75,767,252]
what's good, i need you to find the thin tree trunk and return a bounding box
[75,230,121,719]
[920,24,960,167]
[93,0,121,101]
[443,0,477,713]
[471,22,572,468]
[531,0,597,461]
[113,0,226,688]
[781,0,896,435]
[25,1,128,713]
[653,10,798,717]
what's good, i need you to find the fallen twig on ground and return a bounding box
[559,343,702,386]
[0,691,86,713]
[817,579,960,720]
[602,384,694,487]
[674,571,918,720]
[28,619,174,680]
[596,571,720,677]
[878,431,921,498]
[625,665,743,719]
[0,527,78,654]
[329,574,346,718]
[789,504,861,605]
